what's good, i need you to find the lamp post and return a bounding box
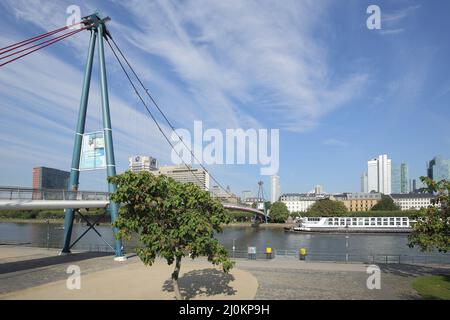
[345,233,349,262]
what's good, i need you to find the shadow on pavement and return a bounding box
[0,251,112,274]
[162,268,236,300]
[379,264,450,277]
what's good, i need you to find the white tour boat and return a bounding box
[288,216,413,233]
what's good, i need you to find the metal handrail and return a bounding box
[0,186,109,201]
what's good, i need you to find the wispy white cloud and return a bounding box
[116,0,367,132]
[380,4,420,35]
[383,5,421,23]
[322,138,349,147]
[0,0,369,190]
[379,28,404,35]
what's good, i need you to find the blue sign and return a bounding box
[79,131,106,170]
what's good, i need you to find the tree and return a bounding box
[408,177,450,253]
[108,171,234,300]
[228,210,253,222]
[307,199,347,217]
[371,195,400,211]
[269,201,289,222]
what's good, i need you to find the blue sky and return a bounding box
[0,0,449,197]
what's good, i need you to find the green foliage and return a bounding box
[0,210,37,219]
[269,201,289,223]
[412,275,450,300]
[408,177,450,253]
[371,195,400,211]
[108,171,234,273]
[307,199,348,217]
[228,210,253,222]
[0,208,106,220]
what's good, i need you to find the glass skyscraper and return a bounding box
[427,156,450,181]
[391,163,409,194]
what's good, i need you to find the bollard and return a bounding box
[265,247,272,259]
[299,247,307,261]
[248,246,256,260]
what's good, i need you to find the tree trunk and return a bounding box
[172,256,182,300]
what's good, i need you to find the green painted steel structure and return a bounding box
[61,13,124,258]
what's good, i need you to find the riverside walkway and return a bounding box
[1,245,449,299]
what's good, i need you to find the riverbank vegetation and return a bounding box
[0,209,107,221]
[307,199,347,216]
[269,202,290,222]
[408,177,450,253]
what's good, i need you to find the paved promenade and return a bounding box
[1,246,449,299]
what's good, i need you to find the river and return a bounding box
[1,222,449,264]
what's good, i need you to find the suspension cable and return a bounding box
[106,36,233,197]
[0,26,88,68]
[0,21,84,55]
[0,27,87,61]
[106,39,208,189]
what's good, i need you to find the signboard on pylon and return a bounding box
[79,131,106,170]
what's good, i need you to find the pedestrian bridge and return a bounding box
[0,187,267,219]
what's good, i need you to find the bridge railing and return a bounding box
[0,187,109,201]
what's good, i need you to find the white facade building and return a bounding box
[367,154,391,194]
[390,194,435,211]
[154,165,210,191]
[211,185,239,204]
[270,175,280,203]
[128,155,157,173]
[280,193,326,213]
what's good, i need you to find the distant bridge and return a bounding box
[0,187,267,219]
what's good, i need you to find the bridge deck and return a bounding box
[0,187,266,218]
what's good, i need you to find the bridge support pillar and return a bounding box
[61,14,125,260]
[98,23,125,260]
[61,30,97,255]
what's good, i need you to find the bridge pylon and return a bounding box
[256,180,269,223]
[61,12,125,260]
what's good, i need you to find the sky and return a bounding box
[0,0,449,197]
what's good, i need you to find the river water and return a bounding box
[1,222,449,263]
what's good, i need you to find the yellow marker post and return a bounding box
[299,248,307,261]
[266,247,272,259]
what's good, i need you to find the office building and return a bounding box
[244,197,263,206]
[314,185,323,195]
[427,155,450,181]
[360,172,368,193]
[334,193,381,212]
[391,163,409,194]
[390,194,435,211]
[128,155,157,173]
[242,190,252,202]
[154,165,210,191]
[211,185,240,204]
[367,154,391,194]
[270,175,280,203]
[412,179,426,193]
[280,193,327,213]
[32,167,69,190]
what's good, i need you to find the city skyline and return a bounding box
[1,1,450,195]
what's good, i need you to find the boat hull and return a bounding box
[286,227,412,234]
